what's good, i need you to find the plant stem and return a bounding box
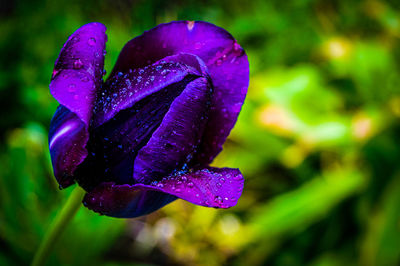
[31,186,85,266]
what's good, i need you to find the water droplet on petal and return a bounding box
[88,37,96,46]
[68,84,76,92]
[73,59,83,69]
[214,196,223,204]
[194,42,202,50]
[216,59,222,66]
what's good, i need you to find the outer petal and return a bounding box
[49,23,107,188]
[83,167,244,218]
[50,22,107,124]
[110,21,249,164]
[133,77,212,183]
[49,105,88,188]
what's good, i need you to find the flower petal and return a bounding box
[75,75,195,189]
[148,167,244,208]
[134,76,212,183]
[83,183,177,218]
[49,23,106,188]
[110,21,249,164]
[48,105,89,188]
[93,60,199,127]
[83,167,243,218]
[50,22,107,124]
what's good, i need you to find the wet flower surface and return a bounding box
[48,21,249,218]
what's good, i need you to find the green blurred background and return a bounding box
[1,0,400,265]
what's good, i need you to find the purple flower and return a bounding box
[48,21,249,218]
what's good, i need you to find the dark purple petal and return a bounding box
[83,167,243,218]
[133,77,212,183]
[83,183,177,218]
[50,22,107,124]
[49,23,107,188]
[110,21,249,164]
[93,60,199,127]
[76,76,195,188]
[48,105,88,188]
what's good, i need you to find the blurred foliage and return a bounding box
[1,0,400,265]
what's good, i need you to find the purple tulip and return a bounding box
[48,21,249,218]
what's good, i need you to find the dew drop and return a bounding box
[214,196,223,204]
[73,59,83,69]
[88,37,96,46]
[68,83,76,92]
[216,59,222,66]
[194,42,202,50]
[188,182,194,188]
[233,175,242,181]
